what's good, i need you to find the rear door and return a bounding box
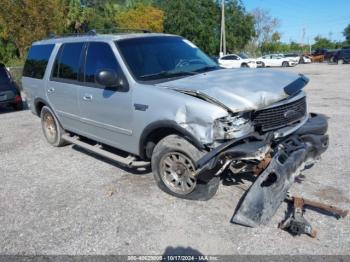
[77,41,133,151]
[47,42,84,131]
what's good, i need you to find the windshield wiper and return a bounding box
[194,65,220,73]
[139,70,197,80]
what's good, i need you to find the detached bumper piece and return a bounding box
[231,114,329,227]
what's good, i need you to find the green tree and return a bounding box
[159,0,219,55]
[87,1,119,30]
[159,0,254,55]
[0,0,65,58]
[224,0,255,53]
[250,8,279,53]
[0,39,18,64]
[65,0,95,33]
[312,36,335,50]
[343,24,350,43]
[116,4,164,32]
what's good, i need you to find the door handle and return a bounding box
[47,88,55,94]
[83,94,93,101]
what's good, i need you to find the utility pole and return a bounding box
[308,37,311,54]
[301,27,306,51]
[220,0,226,57]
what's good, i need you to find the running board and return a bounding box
[62,134,150,168]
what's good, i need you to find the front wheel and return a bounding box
[151,135,219,200]
[282,61,289,67]
[40,106,67,147]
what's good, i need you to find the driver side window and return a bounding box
[84,42,121,85]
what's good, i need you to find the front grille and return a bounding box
[252,97,307,132]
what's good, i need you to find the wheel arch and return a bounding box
[139,120,205,160]
[33,98,61,125]
[33,97,49,116]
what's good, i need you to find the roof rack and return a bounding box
[48,28,151,39]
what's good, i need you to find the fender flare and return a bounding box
[139,120,206,159]
[33,97,50,116]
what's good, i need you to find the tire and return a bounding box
[151,134,220,200]
[282,61,289,67]
[241,63,248,68]
[12,102,23,111]
[40,106,67,147]
[261,62,265,68]
[338,59,344,65]
[299,58,304,64]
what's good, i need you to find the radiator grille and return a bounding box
[252,97,307,132]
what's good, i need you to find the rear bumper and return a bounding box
[196,113,329,227]
[0,98,16,106]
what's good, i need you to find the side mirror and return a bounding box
[96,69,119,88]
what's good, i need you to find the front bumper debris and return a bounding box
[196,113,329,227]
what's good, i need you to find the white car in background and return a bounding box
[300,55,312,64]
[256,54,298,67]
[218,53,257,68]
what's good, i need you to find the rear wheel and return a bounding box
[151,134,219,200]
[40,106,67,147]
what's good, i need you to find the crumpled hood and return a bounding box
[157,69,306,112]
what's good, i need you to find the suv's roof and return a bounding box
[33,33,176,46]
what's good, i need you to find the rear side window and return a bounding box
[0,66,10,82]
[84,42,119,84]
[52,42,84,81]
[23,44,54,79]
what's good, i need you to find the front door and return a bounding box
[78,42,133,151]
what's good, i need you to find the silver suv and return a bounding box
[22,32,329,227]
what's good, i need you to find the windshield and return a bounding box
[116,36,218,81]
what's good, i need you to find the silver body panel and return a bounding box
[22,34,307,157]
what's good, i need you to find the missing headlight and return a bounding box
[213,115,254,140]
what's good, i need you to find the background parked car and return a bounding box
[309,48,327,63]
[331,49,350,64]
[218,53,257,68]
[284,53,301,64]
[256,54,297,67]
[299,55,312,64]
[0,63,23,111]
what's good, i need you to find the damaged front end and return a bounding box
[195,113,329,227]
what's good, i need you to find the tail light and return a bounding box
[15,95,22,103]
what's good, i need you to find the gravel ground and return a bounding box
[0,63,349,255]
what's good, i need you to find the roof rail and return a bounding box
[47,28,151,39]
[95,28,152,34]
